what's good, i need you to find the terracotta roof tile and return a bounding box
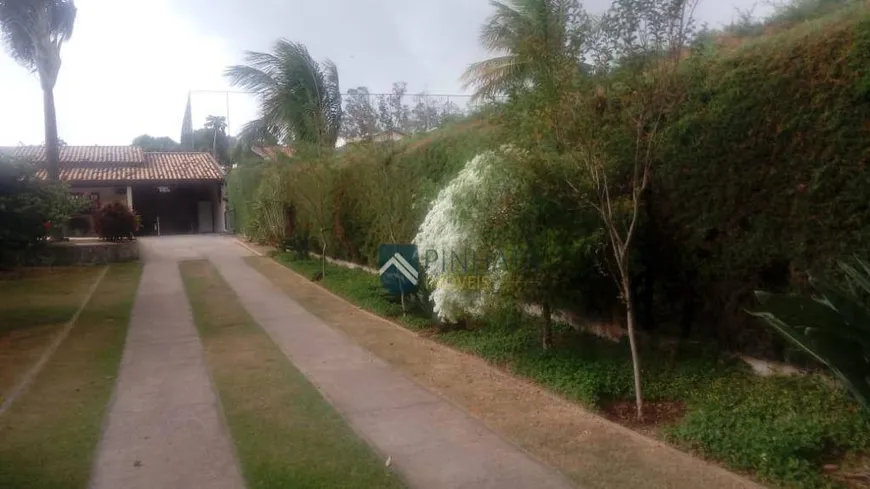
[2,145,145,163]
[0,146,224,182]
[252,145,294,160]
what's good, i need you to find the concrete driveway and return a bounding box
[95,234,578,489]
[136,234,250,263]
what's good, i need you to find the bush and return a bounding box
[0,158,82,258]
[93,202,139,241]
[226,118,500,266]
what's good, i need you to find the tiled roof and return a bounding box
[252,145,294,160]
[2,145,145,163]
[0,146,224,182]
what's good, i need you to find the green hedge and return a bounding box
[228,119,500,265]
[651,13,870,354]
[228,7,870,358]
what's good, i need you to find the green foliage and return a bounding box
[226,157,266,235]
[275,255,431,329]
[0,0,76,72]
[461,0,591,100]
[453,146,611,334]
[0,158,81,253]
[276,253,870,489]
[749,258,870,412]
[653,12,870,352]
[669,375,870,488]
[227,119,500,265]
[93,202,139,242]
[131,135,180,152]
[133,116,233,167]
[767,0,858,27]
[226,40,342,149]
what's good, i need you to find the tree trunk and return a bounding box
[623,277,644,421]
[320,228,327,278]
[43,87,65,241]
[43,88,60,181]
[541,300,553,350]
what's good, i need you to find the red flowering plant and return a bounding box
[93,202,140,242]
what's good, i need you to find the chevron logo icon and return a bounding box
[378,244,420,294]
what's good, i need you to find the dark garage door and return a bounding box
[133,184,212,236]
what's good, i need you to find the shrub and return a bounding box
[226,118,500,266]
[749,258,870,411]
[93,202,139,241]
[0,158,82,257]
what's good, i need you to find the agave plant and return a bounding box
[749,258,870,411]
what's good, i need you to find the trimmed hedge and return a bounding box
[228,119,501,265]
[651,13,870,354]
[228,7,870,358]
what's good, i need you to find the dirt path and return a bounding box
[245,252,765,489]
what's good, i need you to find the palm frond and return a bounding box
[0,0,76,69]
[225,39,342,148]
[462,55,528,100]
[224,65,277,93]
[464,0,587,100]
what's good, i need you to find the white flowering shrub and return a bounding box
[413,149,515,323]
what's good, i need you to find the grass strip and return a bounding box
[276,256,430,330]
[271,254,870,489]
[0,263,143,489]
[179,259,405,489]
[0,267,105,398]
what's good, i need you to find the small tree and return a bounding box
[471,149,605,349]
[376,82,411,134]
[341,87,380,139]
[568,0,700,420]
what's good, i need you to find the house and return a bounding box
[370,129,407,143]
[338,129,408,149]
[0,145,227,236]
[251,145,294,161]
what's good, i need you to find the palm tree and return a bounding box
[461,0,588,101]
[0,0,77,180]
[225,40,342,150]
[204,115,227,155]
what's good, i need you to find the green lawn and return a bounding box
[0,263,142,489]
[279,256,431,330]
[275,254,870,489]
[0,267,105,399]
[179,260,405,489]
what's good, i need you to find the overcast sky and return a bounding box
[0,0,770,146]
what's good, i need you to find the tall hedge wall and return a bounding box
[651,13,870,354]
[227,10,870,358]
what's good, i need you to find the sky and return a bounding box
[0,0,772,146]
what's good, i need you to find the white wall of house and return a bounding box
[218,183,228,233]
